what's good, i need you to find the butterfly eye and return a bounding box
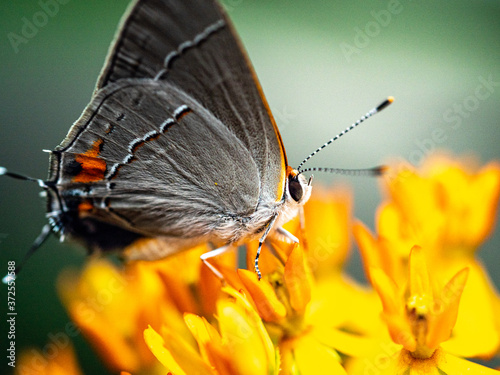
[288,175,304,202]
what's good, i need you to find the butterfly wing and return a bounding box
[48,0,287,254]
[97,0,287,201]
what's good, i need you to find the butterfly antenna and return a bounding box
[1,166,52,283]
[296,97,394,172]
[0,166,47,188]
[299,166,388,176]
[2,224,52,284]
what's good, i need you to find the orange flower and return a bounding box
[356,155,500,358]
[21,154,499,374]
[180,187,376,374]
[144,287,279,375]
[236,246,348,374]
[15,344,83,375]
[346,246,500,374]
[383,155,500,251]
[57,242,227,373]
[285,186,352,276]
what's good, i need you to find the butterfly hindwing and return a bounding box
[50,79,260,236]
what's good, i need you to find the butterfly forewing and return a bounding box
[96,0,287,201]
[47,0,288,254]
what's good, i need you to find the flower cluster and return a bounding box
[16,154,500,374]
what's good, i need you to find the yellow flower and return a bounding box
[138,187,376,375]
[346,246,500,374]
[283,187,353,276]
[380,155,500,291]
[57,242,226,374]
[22,155,499,374]
[241,245,346,373]
[253,188,382,334]
[359,155,500,357]
[374,246,467,358]
[180,187,381,374]
[224,245,361,374]
[144,287,278,375]
[15,344,83,375]
[383,155,500,251]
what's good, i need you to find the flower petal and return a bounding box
[441,261,500,358]
[287,334,346,375]
[238,269,287,322]
[465,163,500,246]
[284,246,312,313]
[73,309,140,371]
[16,344,84,375]
[301,187,352,273]
[353,222,382,283]
[184,313,222,367]
[222,286,276,368]
[144,325,213,375]
[370,268,403,317]
[426,268,468,350]
[408,246,432,302]
[438,351,500,374]
[217,297,275,375]
[312,328,382,358]
[309,273,383,337]
[370,268,416,351]
[353,221,403,284]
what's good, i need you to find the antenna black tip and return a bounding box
[376,96,394,112]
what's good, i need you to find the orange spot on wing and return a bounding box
[78,200,94,213]
[73,139,107,183]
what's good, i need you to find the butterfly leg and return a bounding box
[298,205,309,251]
[275,226,299,244]
[254,214,279,280]
[200,244,231,280]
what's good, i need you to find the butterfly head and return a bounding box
[286,166,312,205]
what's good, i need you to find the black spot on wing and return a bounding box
[64,159,83,178]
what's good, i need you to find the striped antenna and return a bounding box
[298,166,387,177]
[1,166,53,282]
[296,97,394,172]
[0,166,46,188]
[2,224,52,284]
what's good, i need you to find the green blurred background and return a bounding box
[0,0,499,373]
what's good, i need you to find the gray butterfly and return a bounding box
[48,0,311,275]
[1,0,390,280]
